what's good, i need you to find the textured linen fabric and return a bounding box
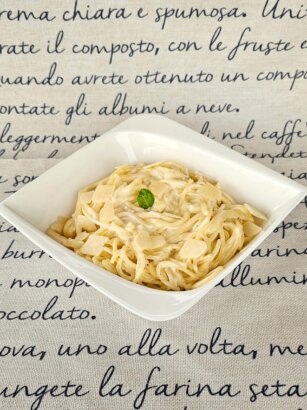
[0,1,306,409]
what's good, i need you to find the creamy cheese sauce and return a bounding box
[47,161,266,291]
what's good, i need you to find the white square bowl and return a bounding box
[0,115,306,321]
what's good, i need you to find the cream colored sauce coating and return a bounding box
[47,161,266,291]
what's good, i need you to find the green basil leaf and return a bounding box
[137,188,155,209]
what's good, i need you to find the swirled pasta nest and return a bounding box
[47,161,266,291]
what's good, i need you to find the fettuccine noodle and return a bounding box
[47,161,266,291]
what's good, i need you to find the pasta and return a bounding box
[47,161,266,291]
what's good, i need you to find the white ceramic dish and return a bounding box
[0,115,306,321]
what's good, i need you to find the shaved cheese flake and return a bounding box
[199,183,221,201]
[179,239,207,259]
[244,203,267,220]
[99,200,115,223]
[135,231,166,251]
[243,221,262,237]
[75,231,89,241]
[92,185,115,203]
[149,180,168,197]
[152,199,166,212]
[82,203,98,220]
[79,190,94,204]
[77,215,97,232]
[81,235,108,256]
